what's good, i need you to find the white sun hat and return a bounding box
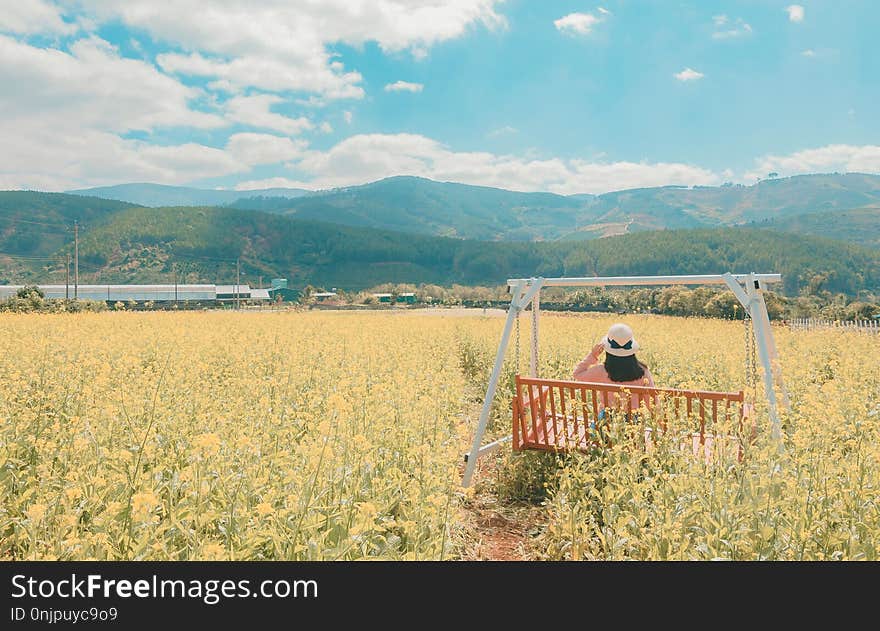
[602,323,639,357]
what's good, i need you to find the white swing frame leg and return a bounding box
[462,279,543,487]
[722,273,789,442]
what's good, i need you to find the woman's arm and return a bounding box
[572,343,605,380]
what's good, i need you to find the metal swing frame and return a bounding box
[462,273,790,487]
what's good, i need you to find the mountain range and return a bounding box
[68,182,311,208]
[70,173,880,243]
[1,188,878,296]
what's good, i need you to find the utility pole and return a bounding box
[173,264,178,303]
[73,220,79,299]
[65,254,70,300]
[236,257,241,310]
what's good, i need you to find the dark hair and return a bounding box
[604,354,648,382]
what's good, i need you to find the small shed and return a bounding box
[372,292,416,304]
[268,287,302,303]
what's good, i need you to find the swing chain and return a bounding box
[514,305,521,375]
[743,306,758,403]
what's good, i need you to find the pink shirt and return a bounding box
[572,350,655,410]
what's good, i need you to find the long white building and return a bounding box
[0,284,269,302]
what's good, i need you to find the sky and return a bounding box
[1,0,878,194]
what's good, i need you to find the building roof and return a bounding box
[216,285,251,295]
[250,288,270,300]
[0,284,216,300]
[0,284,214,291]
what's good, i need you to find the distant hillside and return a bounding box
[756,207,880,249]
[68,183,311,207]
[2,195,876,296]
[234,173,880,242]
[233,175,594,240]
[62,173,880,243]
[0,192,137,279]
[560,228,880,296]
[575,173,880,234]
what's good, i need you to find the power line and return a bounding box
[0,252,66,261]
[0,215,71,231]
[171,252,239,263]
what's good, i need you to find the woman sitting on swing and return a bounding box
[572,323,655,417]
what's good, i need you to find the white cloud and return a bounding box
[0,0,75,35]
[0,125,247,191]
[487,125,518,138]
[0,35,277,190]
[786,5,805,23]
[712,17,752,39]
[554,11,605,35]
[135,143,243,178]
[0,3,511,190]
[80,1,505,98]
[284,133,721,194]
[241,140,880,196]
[207,79,236,93]
[745,144,880,181]
[343,111,353,124]
[598,7,611,16]
[226,133,306,166]
[224,94,313,135]
[0,35,223,133]
[1,130,308,191]
[674,67,704,81]
[564,160,720,194]
[319,122,333,133]
[799,47,839,60]
[234,177,315,192]
[157,51,365,100]
[384,80,424,93]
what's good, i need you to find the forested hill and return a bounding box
[68,183,311,207]
[756,207,880,250]
[231,173,880,241]
[566,172,880,237]
[0,192,137,278]
[230,175,592,241]
[68,173,880,243]
[3,199,877,296]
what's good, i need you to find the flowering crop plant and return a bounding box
[1,310,878,560]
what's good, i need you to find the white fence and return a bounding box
[789,318,880,334]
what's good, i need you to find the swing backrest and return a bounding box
[512,376,745,455]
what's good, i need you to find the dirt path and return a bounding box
[457,456,546,561]
[459,494,545,560]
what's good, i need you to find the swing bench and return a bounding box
[462,273,790,487]
[512,376,749,462]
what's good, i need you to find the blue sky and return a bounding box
[1,1,878,193]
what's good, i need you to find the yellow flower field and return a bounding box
[1,310,878,560]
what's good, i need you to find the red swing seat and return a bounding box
[512,376,751,462]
